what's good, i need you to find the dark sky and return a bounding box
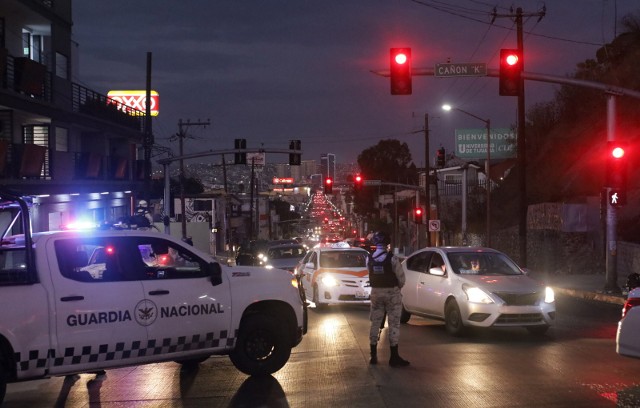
[71,1,638,167]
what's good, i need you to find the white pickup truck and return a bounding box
[0,191,307,404]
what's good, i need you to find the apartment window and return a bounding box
[55,127,68,152]
[21,29,44,63]
[22,31,30,56]
[55,52,68,79]
[23,125,50,179]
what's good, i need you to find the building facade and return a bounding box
[0,0,148,231]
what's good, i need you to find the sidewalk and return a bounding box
[529,271,629,306]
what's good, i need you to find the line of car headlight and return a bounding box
[462,284,556,305]
[320,275,339,287]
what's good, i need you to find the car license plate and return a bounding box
[355,290,368,299]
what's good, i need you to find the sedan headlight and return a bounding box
[320,275,339,287]
[544,286,555,303]
[462,284,494,304]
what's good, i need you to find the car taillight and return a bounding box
[622,297,640,318]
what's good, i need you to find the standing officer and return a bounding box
[368,231,410,367]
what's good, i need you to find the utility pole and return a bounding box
[173,119,210,240]
[492,6,545,266]
[424,113,431,247]
[143,52,153,203]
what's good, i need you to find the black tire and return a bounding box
[0,363,6,406]
[400,305,411,324]
[444,300,466,336]
[229,314,292,376]
[312,285,326,310]
[526,325,550,336]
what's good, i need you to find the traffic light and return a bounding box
[324,177,333,194]
[390,48,412,95]
[499,48,522,96]
[436,148,445,168]
[289,139,301,165]
[234,139,246,165]
[353,174,363,192]
[606,141,627,206]
[414,207,423,224]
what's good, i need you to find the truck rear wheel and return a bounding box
[229,314,291,376]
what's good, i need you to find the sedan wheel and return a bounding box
[400,305,411,324]
[445,300,466,336]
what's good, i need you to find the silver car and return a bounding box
[400,247,556,336]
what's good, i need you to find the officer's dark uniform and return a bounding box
[368,232,409,367]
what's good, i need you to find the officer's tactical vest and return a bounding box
[368,251,398,288]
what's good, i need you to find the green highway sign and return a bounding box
[435,63,487,77]
[454,128,517,159]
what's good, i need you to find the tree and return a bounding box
[357,139,417,184]
[493,12,640,231]
[354,139,418,226]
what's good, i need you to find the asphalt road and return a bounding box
[4,294,640,407]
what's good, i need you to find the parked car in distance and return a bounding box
[266,244,307,273]
[400,247,556,336]
[298,243,371,309]
[617,286,640,359]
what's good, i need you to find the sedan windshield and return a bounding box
[448,252,523,276]
[320,251,368,268]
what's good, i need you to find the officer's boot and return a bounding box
[389,345,410,367]
[369,344,378,365]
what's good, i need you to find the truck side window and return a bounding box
[0,248,29,284]
[139,237,208,279]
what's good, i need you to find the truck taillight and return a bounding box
[622,297,640,318]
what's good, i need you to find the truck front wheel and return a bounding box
[0,363,6,405]
[229,314,291,376]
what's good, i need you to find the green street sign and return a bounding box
[435,63,487,77]
[454,128,517,159]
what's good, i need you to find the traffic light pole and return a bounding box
[605,94,620,293]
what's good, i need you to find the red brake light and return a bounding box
[622,297,640,318]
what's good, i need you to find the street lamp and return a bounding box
[442,104,491,247]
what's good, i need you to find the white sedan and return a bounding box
[298,244,371,309]
[400,247,556,336]
[617,287,640,358]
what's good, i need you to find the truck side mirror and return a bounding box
[210,262,223,286]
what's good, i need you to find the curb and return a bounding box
[553,287,626,306]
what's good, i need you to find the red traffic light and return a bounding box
[612,146,625,159]
[505,53,519,66]
[606,141,628,191]
[499,48,522,96]
[390,48,412,95]
[354,174,362,183]
[414,207,423,223]
[324,177,333,194]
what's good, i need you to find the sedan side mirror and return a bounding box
[305,262,315,270]
[210,262,223,286]
[429,267,445,276]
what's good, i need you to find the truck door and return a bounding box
[47,236,148,374]
[133,237,233,357]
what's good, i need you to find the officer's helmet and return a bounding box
[371,231,388,246]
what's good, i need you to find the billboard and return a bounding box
[454,128,517,159]
[107,90,159,116]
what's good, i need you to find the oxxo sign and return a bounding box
[107,90,159,116]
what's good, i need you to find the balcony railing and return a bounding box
[72,83,146,132]
[1,51,146,133]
